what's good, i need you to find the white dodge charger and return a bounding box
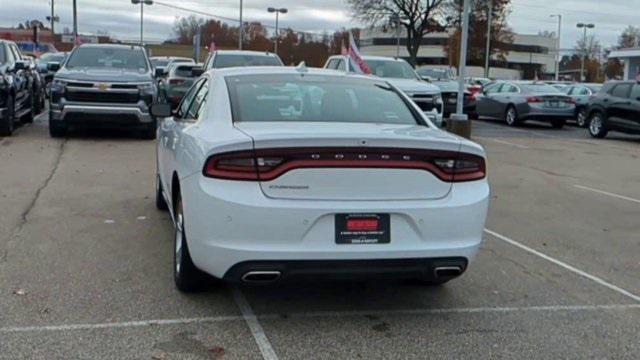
[151,66,489,292]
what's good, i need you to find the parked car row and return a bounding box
[0,40,46,136]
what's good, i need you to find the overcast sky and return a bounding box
[2,0,639,54]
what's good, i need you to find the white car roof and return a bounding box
[328,55,407,63]
[213,50,279,57]
[207,66,376,80]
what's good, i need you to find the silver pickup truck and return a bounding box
[48,44,159,139]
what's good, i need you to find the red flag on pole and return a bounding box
[347,32,371,74]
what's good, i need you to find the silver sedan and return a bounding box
[475,81,575,129]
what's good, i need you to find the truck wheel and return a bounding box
[49,114,67,138]
[0,95,15,136]
[22,93,35,123]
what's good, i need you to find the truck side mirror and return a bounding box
[47,62,61,71]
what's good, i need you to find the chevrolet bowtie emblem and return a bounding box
[95,83,110,91]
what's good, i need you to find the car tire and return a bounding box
[576,108,588,127]
[588,112,608,139]
[0,95,15,136]
[155,174,168,211]
[173,192,209,292]
[504,106,520,126]
[551,119,565,129]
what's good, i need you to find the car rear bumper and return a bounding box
[50,103,153,126]
[520,104,574,121]
[223,257,468,283]
[180,174,490,279]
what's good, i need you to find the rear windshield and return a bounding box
[213,54,282,68]
[151,58,170,68]
[520,83,562,94]
[367,60,417,80]
[67,47,148,71]
[174,65,197,77]
[226,74,422,125]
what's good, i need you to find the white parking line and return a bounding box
[482,138,530,149]
[484,228,640,303]
[233,287,279,360]
[1,303,638,334]
[574,185,640,205]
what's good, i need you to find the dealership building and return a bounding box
[608,48,640,81]
[359,28,557,80]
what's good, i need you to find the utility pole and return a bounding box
[484,0,492,78]
[46,0,60,34]
[550,14,562,81]
[238,0,243,50]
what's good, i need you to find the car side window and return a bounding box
[177,78,205,119]
[336,59,345,71]
[611,84,632,99]
[485,84,502,94]
[579,87,590,96]
[186,79,209,120]
[500,84,516,93]
[631,85,640,101]
[326,59,337,69]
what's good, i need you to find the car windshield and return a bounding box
[366,60,417,79]
[67,47,148,71]
[521,83,563,94]
[226,74,422,125]
[172,58,194,64]
[213,54,282,68]
[417,68,452,80]
[151,58,170,68]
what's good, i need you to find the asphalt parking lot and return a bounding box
[1,113,639,359]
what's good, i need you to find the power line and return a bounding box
[511,0,640,21]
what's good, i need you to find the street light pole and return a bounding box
[268,7,288,56]
[72,0,78,45]
[577,23,595,82]
[550,14,562,81]
[456,0,471,116]
[484,0,492,78]
[131,0,153,46]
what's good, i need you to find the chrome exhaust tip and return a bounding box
[241,271,281,283]
[434,266,463,279]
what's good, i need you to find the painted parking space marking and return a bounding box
[2,303,639,334]
[574,185,640,205]
[480,137,530,149]
[485,228,640,303]
[233,287,280,360]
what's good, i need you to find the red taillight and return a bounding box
[203,148,486,183]
[526,96,543,103]
[169,79,186,85]
[433,153,486,182]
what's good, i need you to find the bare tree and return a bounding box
[347,0,448,66]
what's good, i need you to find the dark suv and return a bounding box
[587,81,640,138]
[0,40,37,136]
[48,44,158,138]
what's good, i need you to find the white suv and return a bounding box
[324,55,444,126]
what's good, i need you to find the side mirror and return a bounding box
[154,67,166,77]
[150,103,173,117]
[191,67,204,77]
[47,62,61,72]
[14,61,27,71]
